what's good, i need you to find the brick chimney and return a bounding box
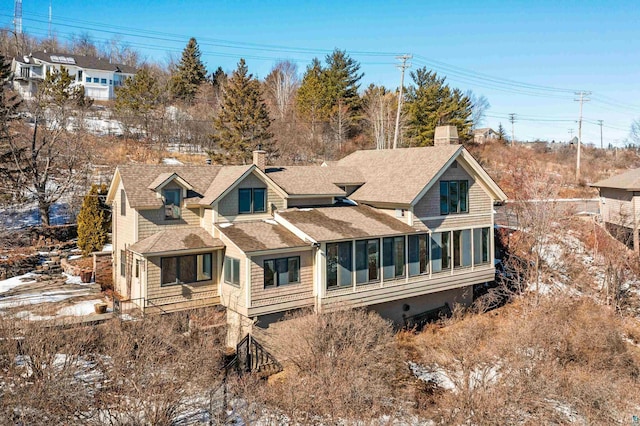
[434,125,460,146]
[253,148,266,171]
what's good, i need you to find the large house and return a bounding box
[11,51,136,101]
[473,128,499,144]
[592,168,640,252]
[107,126,507,346]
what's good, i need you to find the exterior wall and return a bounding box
[413,160,493,231]
[600,188,634,228]
[145,252,219,306]
[288,197,334,207]
[218,233,249,317]
[137,181,201,239]
[369,286,472,325]
[201,208,213,235]
[112,179,137,298]
[248,249,315,316]
[218,172,286,222]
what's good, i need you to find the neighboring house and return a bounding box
[107,126,507,346]
[473,128,499,144]
[592,168,640,252]
[11,51,136,101]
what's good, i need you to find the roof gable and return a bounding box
[592,168,640,191]
[147,172,194,191]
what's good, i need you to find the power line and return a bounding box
[574,91,591,180]
[392,54,411,149]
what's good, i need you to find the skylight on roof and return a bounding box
[49,55,76,65]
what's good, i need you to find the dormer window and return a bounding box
[163,188,182,220]
[239,188,266,214]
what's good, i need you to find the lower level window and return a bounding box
[224,256,240,287]
[453,229,472,268]
[383,236,405,279]
[408,234,429,276]
[161,253,212,286]
[473,227,491,264]
[326,242,353,289]
[431,232,451,272]
[264,256,300,288]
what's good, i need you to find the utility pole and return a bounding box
[49,1,53,39]
[392,54,412,149]
[597,119,603,149]
[508,113,516,146]
[574,91,591,180]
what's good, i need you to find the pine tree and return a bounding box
[170,38,207,103]
[212,59,273,164]
[115,68,163,136]
[323,49,364,112]
[296,58,331,140]
[497,123,506,141]
[404,68,472,146]
[77,184,109,256]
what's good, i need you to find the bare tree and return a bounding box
[466,90,491,130]
[363,84,398,150]
[264,60,299,120]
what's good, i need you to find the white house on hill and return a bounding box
[11,51,137,101]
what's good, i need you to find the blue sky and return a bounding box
[3,0,640,146]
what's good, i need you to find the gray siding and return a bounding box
[218,172,286,221]
[601,188,635,228]
[413,161,493,231]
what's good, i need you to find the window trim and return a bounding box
[224,256,240,287]
[160,253,212,287]
[264,256,301,288]
[238,187,267,214]
[440,180,469,215]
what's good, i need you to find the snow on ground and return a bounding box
[56,299,104,317]
[102,243,113,252]
[408,361,500,393]
[163,157,184,165]
[0,273,38,293]
[0,288,89,309]
[0,202,74,229]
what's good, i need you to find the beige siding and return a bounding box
[218,233,248,316]
[137,207,200,240]
[145,253,219,307]
[601,188,634,228]
[413,161,493,231]
[112,180,137,297]
[218,172,285,221]
[201,208,213,234]
[249,250,314,314]
[288,197,334,207]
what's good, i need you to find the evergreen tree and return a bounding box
[323,49,364,112]
[296,58,331,127]
[497,123,506,141]
[115,68,163,136]
[77,184,109,255]
[170,38,207,103]
[211,59,273,164]
[404,68,472,146]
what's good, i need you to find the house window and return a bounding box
[453,229,472,268]
[101,78,107,85]
[326,241,353,289]
[161,253,212,286]
[383,236,405,280]
[93,77,99,83]
[440,180,469,215]
[238,188,266,214]
[355,239,379,284]
[408,234,429,276]
[120,250,126,277]
[264,256,300,288]
[78,70,83,81]
[135,259,140,278]
[163,188,181,219]
[20,67,29,78]
[120,189,126,216]
[86,76,91,83]
[109,79,112,85]
[431,232,451,272]
[224,256,240,287]
[473,227,491,265]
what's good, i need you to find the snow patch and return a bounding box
[57,299,104,317]
[102,243,113,252]
[0,273,38,294]
[162,157,184,165]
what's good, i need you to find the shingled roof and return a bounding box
[265,166,363,196]
[217,220,309,252]
[129,227,224,255]
[20,51,137,74]
[336,145,462,205]
[592,168,640,191]
[277,205,417,242]
[116,165,221,208]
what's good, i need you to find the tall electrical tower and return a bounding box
[14,0,22,35]
[574,91,591,180]
[597,119,604,149]
[392,54,412,149]
[508,113,516,146]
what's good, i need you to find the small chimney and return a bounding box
[434,125,459,146]
[253,147,266,171]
